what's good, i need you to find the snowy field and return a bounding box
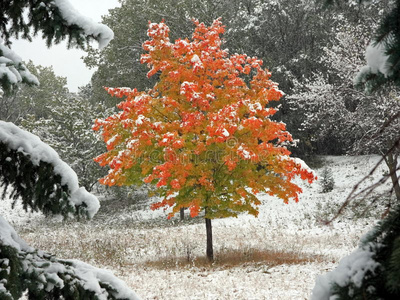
[0,155,393,299]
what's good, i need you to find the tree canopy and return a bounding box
[94,19,316,260]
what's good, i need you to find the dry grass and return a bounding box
[19,220,327,274]
[142,247,324,270]
[20,225,133,269]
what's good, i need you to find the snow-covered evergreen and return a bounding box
[0,1,142,299]
[0,216,140,300]
[311,204,400,300]
[0,121,141,299]
[0,120,99,218]
[0,0,113,94]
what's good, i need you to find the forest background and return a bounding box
[2,0,399,197]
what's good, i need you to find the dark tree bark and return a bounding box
[180,207,185,221]
[387,152,400,202]
[205,217,213,262]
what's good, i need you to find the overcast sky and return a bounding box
[10,0,120,93]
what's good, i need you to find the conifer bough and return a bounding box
[0,0,114,94]
[0,1,141,299]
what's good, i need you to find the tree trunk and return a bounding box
[180,207,185,221]
[205,217,213,262]
[387,152,400,202]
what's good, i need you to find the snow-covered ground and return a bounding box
[0,155,393,299]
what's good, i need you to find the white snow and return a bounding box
[355,39,392,83]
[247,101,263,113]
[0,64,19,84]
[0,121,100,218]
[147,23,158,37]
[0,215,32,252]
[1,155,393,299]
[107,134,118,146]
[0,38,39,86]
[239,146,250,159]
[53,0,114,49]
[291,156,318,178]
[191,54,204,71]
[0,217,141,299]
[237,144,255,160]
[206,93,216,101]
[221,128,230,137]
[180,81,197,95]
[0,282,11,298]
[133,93,148,103]
[135,115,149,126]
[365,41,392,77]
[68,259,141,300]
[191,54,201,63]
[0,38,23,65]
[311,242,380,300]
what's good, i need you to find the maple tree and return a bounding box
[94,19,316,261]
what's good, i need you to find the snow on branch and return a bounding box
[0,121,99,218]
[0,215,32,251]
[0,0,114,94]
[0,37,39,86]
[310,241,381,300]
[54,0,114,50]
[0,216,141,300]
[355,39,393,86]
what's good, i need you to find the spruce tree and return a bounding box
[323,0,400,92]
[0,0,113,94]
[320,167,334,193]
[311,203,400,299]
[0,121,140,299]
[0,1,139,299]
[311,1,400,298]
